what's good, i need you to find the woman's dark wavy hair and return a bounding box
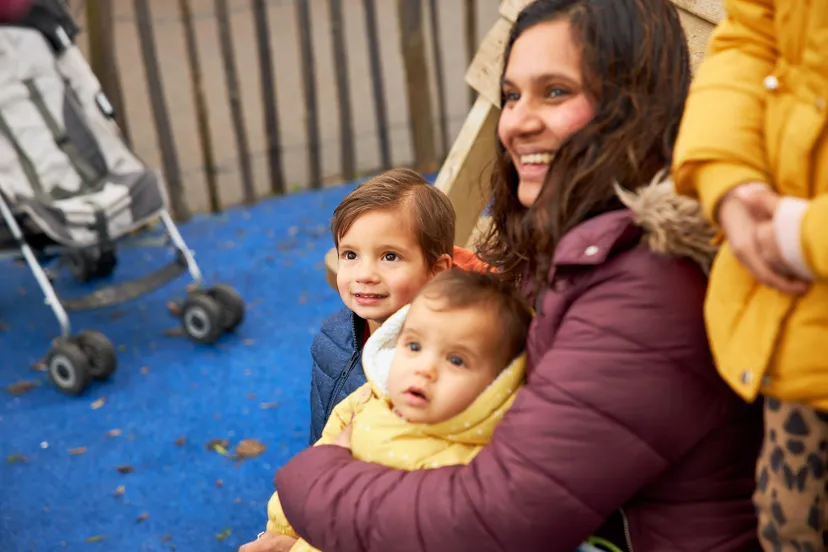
[477,0,691,296]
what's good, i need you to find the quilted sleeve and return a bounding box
[275,254,730,551]
[673,0,777,222]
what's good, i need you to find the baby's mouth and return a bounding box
[402,386,429,406]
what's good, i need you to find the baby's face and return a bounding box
[336,208,433,331]
[387,296,504,424]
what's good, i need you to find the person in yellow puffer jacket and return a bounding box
[239,269,531,552]
[672,0,828,549]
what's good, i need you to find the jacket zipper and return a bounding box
[323,315,361,423]
[619,508,635,552]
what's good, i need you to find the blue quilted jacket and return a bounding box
[308,307,368,444]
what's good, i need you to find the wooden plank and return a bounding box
[328,0,356,181]
[398,0,438,174]
[252,0,286,196]
[464,0,477,107]
[434,95,498,248]
[362,0,391,170]
[296,0,322,188]
[678,7,717,71]
[133,0,190,221]
[215,0,256,205]
[86,0,131,146]
[464,16,512,107]
[179,0,220,213]
[427,0,449,156]
[671,0,723,25]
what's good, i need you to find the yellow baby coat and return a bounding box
[265,304,526,552]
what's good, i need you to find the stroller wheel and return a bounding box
[46,341,90,395]
[75,331,117,380]
[207,284,245,332]
[181,293,224,344]
[64,248,117,282]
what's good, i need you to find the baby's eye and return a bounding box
[448,356,465,367]
[341,251,357,261]
[383,252,399,262]
[407,342,421,352]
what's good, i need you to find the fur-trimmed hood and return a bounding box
[615,173,718,274]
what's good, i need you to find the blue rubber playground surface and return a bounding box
[0,182,358,552]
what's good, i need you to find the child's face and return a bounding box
[336,208,437,331]
[386,296,504,424]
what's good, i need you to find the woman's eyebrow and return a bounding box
[501,72,579,88]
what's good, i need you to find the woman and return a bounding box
[272,1,763,550]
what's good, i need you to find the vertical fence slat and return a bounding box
[398,0,437,174]
[251,0,285,196]
[133,0,190,221]
[295,0,322,189]
[327,0,356,182]
[179,0,220,213]
[426,0,448,157]
[86,0,131,146]
[361,0,391,171]
[465,0,477,107]
[215,0,256,205]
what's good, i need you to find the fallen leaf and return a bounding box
[136,512,149,523]
[30,362,46,372]
[91,397,106,410]
[68,447,87,456]
[247,393,256,400]
[85,535,105,543]
[206,438,230,456]
[215,479,223,488]
[106,429,122,438]
[259,402,278,410]
[161,535,173,542]
[140,366,150,375]
[163,327,185,338]
[114,485,125,497]
[7,380,40,395]
[115,465,135,474]
[174,436,186,446]
[166,301,181,317]
[6,454,28,463]
[243,338,255,346]
[234,438,266,461]
[216,528,232,541]
[234,497,242,504]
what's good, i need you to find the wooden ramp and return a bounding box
[324,0,723,289]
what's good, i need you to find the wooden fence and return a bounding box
[71,0,500,221]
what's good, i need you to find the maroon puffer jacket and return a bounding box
[276,182,763,552]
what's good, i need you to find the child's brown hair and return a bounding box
[416,268,532,366]
[331,169,455,266]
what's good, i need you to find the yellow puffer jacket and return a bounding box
[673,0,828,408]
[265,304,526,552]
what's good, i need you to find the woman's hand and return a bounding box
[238,531,298,552]
[717,183,809,294]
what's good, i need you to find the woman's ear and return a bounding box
[431,253,452,275]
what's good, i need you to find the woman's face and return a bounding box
[498,19,597,207]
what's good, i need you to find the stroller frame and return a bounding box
[0,196,202,339]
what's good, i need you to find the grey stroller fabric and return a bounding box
[0,26,166,247]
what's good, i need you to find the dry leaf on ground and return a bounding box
[140,366,150,375]
[206,438,230,456]
[115,465,135,474]
[7,380,40,395]
[30,362,46,372]
[163,327,185,338]
[174,436,186,446]
[85,535,105,543]
[114,486,125,497]
[68,447,87,456]
[234,439,266,461]
[106,429,122,438]
[259,402,279,410]
[215,479,223,488]
[6,454,28,463]
[136,512,149,523]
[91,397,106,409]
[216,529,232,541]
[166,301,181,317]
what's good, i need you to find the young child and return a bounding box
[673,3,828,549]
[261,269,532,552]
[308,168,486,445]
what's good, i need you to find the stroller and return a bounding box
[0,1,245,395]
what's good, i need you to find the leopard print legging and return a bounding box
[755,398,828,552]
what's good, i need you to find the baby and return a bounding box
[254,269,532,552]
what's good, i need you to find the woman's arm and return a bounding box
[276,256,728,552]
[673,0,777,222]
